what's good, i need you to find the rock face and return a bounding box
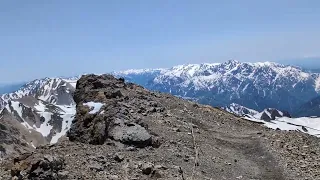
[2,74,320,180]
[0,108,46,160]
[68,74,153,147]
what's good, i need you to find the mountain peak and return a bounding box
[225,59,241,64]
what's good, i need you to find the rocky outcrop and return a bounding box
[258,108,291,121]
[68,75,154,147]
[2,74,320,179]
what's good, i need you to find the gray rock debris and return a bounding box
[11,153,66,180]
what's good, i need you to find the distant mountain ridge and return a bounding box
[114,60,320,116]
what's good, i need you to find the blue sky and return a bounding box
[1,0,320,82]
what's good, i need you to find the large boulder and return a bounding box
[109,121,152,147]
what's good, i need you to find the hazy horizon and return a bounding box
[1,59,318,84]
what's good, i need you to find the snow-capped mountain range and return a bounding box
[115,60,320,116]
[1,59,320,146]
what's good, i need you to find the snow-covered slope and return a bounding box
[224,103,320,137]
[245,116,320,137]
[115,60,320,115]
[0,77,77,144]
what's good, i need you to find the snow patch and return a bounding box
[83,102,104,114]
[30,142,36,149]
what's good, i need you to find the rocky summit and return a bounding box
[1,74,320,180]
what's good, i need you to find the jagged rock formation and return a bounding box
[257,108,291,121]
[1,74,320,180]
[68,75,155,147]
[223,103,291,121]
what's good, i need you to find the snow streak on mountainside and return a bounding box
[115,60,320,116]
[0,77,77,144]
